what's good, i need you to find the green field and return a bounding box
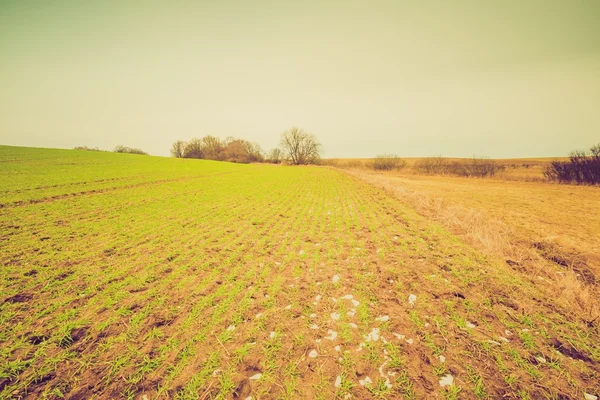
[1,146,598,399]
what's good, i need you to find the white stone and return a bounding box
[439,355,446,363]
[392,332,405,340]
[334,375,342,388]
[326,330,338,340]
[308,349,318,358]
[298,250,305,255]
[309,324,319,330]
[331,312,341,321]
[315,295,322,302]
[255,313,262,319]
[249,373,262,380]
[584,393,598,400]
[365,328,380,342]
[226,325,235,331]
[406,338,414,345]
[341,294,354,300]
[359,376,373,386]
[375,315,390,322]
[408,294,417,306]
[349,323,358,329]
[332,274,340,283]
[351,299,360,307]
[310,313,317,318]
[269,331,276,339]
[439,374,454,387]
[466,321,476,328]
[285,304,291,310]
[335,345,341,352]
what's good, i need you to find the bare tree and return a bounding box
[201,136,224,160]
[171,140,185,158]
[267,148,283,164]
[183,138,204,159]
[280,127,321,165]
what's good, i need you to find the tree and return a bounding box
[201,136,224,160]
[280,127,321,165]
[267,148,283,164]
[171,140,185,158]
[183,138,204,159]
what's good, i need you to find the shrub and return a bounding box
[373,154,406,171]
[266,148,283,164]
[74,146,102,151]
[114,146,147,155]
[544,144,600,184]
[414,157,449,174]
[414,156,503,177]
[173,136,264,164]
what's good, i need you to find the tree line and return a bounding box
[170,127,321,165]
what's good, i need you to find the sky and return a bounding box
[0,0,599,158]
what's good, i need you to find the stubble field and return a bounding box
[1,146,599,399]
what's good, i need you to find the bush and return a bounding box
[414,156,503,177]
[173,136,264,164]
[544,144,600,184]
[74,146,102,151]
[114,146,147,155]
[414,157,449,174]
[373,154,406,171]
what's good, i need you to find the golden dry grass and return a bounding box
[322,157,570,181]
[346,169,600,324]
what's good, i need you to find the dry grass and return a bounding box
[346,169,600,324]
[323,157,568,182]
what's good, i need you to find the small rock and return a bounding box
[439,374,454,387]
[308,349,318,358]
[375,315,389,322]
[298,250,305,255]
[439,355,446,363]
[406,338,414,345]
[334,375,342,388]
[351,299,360,307]
[310,313,317,318]
[349,323,358,329]
[227,325,235,331]
[365,328,380,342]
[341,294,353,300]
[331,312,340,321]
[332,275,340,283]
[466,321,476,328]
[285,304,291,310]
[326,330,338,340]
[335,345,341,352]
[249,373,262,380]
[309,324,319,330]
[408,294,417,306]
[584,393,598,400]
[359,376,373,386]
[255,313,262,319]
[269,331,276,339]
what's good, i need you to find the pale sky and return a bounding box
[1,0,599,158]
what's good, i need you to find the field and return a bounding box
[1,146,599,399]
[322,158,564,182]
